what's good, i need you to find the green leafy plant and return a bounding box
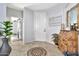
[0,21,13,40]
[52,33,59,45]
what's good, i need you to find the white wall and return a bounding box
[46,4,66,41]
[47,3,67,25]
[23,8,34,43]
[34,11,47,41]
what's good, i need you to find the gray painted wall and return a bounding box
[0,3,6,46]
[6,7,23,18]
[23,8,34,43]
[0,3,6,25]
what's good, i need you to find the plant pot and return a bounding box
[0,38,11,56]
[55,43,58,45]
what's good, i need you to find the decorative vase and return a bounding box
[0,38,11,56]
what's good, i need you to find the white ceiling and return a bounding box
[7,3,62,11]
[7,3,35,10]
[26,3,59,10]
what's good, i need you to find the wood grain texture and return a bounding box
[58,30,78,54]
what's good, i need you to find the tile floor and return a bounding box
[10,40,63,56]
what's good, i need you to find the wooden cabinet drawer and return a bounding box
[58,30,78,55]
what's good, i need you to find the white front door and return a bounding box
[34,12,47,41]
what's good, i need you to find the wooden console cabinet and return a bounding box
[58,30,78,55]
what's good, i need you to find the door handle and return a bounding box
[44,29,46,32]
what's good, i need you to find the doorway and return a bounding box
[11,17,23,41]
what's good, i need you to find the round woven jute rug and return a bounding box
[27,47,47,56]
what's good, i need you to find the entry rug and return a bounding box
[27,47,47,56]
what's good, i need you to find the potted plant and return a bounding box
[52,33,59,45]
[0,20,13,56]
